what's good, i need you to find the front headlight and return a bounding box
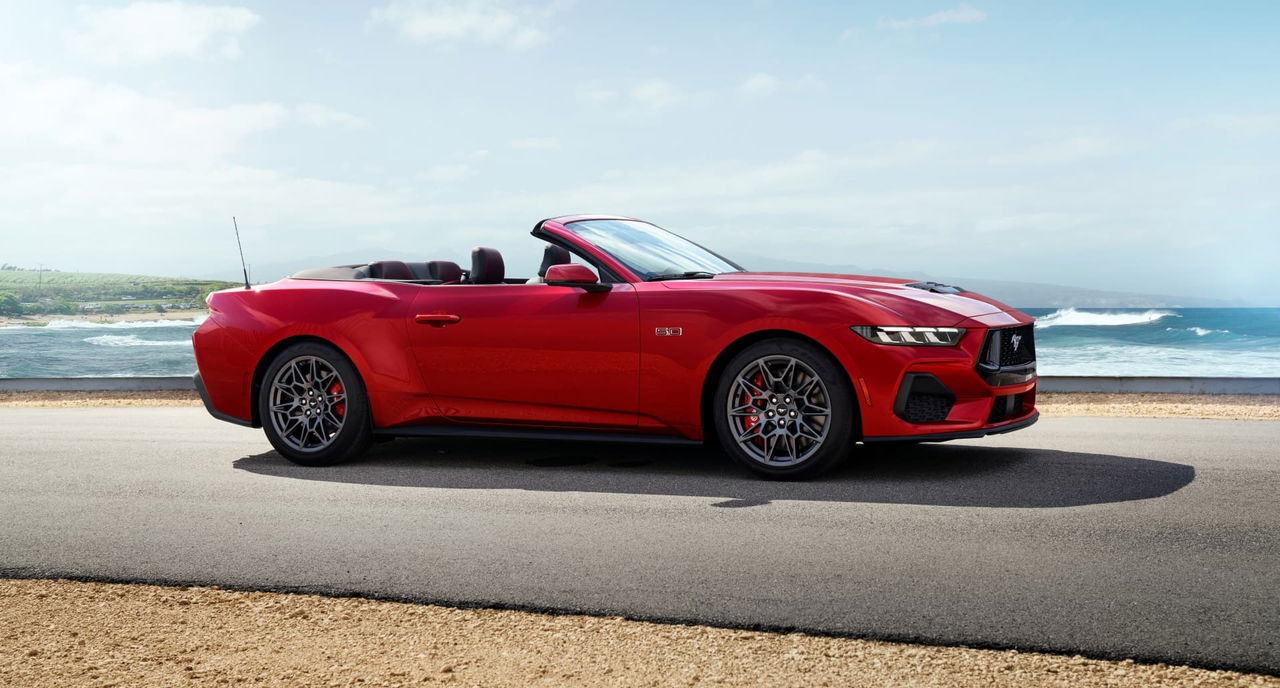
[850,325,966,346]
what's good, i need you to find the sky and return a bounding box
[0,1,1277,302]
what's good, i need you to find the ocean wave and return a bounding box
[83,334,191,348]
[1038,343,1280,377]
[1168,326,1231,337]
[1035,307,1177,329]
[1,315,206,331]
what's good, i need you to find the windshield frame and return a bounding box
[553,218,744,282]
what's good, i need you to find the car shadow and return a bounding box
[232,437,1195,509]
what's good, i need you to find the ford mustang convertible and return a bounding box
[193,215,1037,478]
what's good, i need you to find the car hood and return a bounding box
[706,271,1023,326]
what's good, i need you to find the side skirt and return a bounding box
[373,425,702,446]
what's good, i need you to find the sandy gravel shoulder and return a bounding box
[2,390,1276,420]
[2,578,1274,688]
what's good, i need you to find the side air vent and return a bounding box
[905,281,965,294]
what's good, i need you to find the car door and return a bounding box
[406,282,639,428]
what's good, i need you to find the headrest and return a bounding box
[470,247,505,284]
[538,244,572,277]
[425,260,463,284]
[367,260,414,280]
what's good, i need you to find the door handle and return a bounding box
[415,313,462,326]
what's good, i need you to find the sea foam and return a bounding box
[1035,307,1177,329]
[83,334,190,347]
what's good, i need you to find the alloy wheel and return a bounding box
[267,355,348,453]
[725,354,831,467]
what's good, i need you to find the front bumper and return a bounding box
[838,316,1039,441]
[863,410,1039,443]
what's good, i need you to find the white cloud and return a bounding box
[738,73,780,98]
[295,104,367,129]
[368,0,557,50]
[418,163,477,183]
[576,81,619,105]
[737,73,825,98]
[630,79,680,111]
[1172,112,1280,138]
[0,61,285,164]
[66,2,260,65]
[511,136,560,150]
[988,137,1117,165]
[878,4,985,31]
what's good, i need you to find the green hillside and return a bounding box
[0,268,237,315]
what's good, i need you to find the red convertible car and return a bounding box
[193,215,1037,478]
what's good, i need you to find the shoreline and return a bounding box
[0,309,207,327]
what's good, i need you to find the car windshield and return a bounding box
[562,219,741,280]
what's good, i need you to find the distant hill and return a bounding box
[733,254,1249,308]
[0,268,237,303]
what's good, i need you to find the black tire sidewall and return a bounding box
[714,339,855,480]
[258,341,372,467]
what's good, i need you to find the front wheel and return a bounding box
[258,341,372,467]
[713,339,856,480]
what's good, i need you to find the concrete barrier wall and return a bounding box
[1,375,1278,395]
[1037,376,1280,395]
[0,376,196,392]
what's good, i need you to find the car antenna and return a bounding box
[232,216,250,289]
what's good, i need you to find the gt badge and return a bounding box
[655,327,683,337]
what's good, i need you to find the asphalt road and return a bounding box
[1,408,1277,674]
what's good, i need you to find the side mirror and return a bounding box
[544,264,610,292]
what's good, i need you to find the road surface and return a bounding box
[1,408,1276,673]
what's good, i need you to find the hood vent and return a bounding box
[905,281,965,294]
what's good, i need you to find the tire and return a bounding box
[258,341,372,467]
[713,338,856,480]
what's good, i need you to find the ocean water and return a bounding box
[0,308,1277,378]
[1024,307,1280,377]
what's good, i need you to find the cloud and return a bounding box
[418,163,477,183]
[737,73,825,98]
[988,137,1117,165]
[1172,112,1280,139]
[630,79,680,110]
[511,137,560,150]
[368,0,557,50]
[738,73,780,98]
[877,4,985,31]
[66,2,260,65]
[576,81,619,105]
[295,104,367,129]
[0,61,286,164]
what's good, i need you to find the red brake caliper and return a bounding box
[741,373,765,445]
[329,381,345,417]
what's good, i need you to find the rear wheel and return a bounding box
[714,339,855,479]
[259,342,372,467]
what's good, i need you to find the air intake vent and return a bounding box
[894,374,955,424]
[905,281,965,294]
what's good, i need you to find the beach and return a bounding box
[0,309,208,328]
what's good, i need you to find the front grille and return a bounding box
[988,393,1025,423]
[975,325,1037,385]
[985,325,1035,367]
